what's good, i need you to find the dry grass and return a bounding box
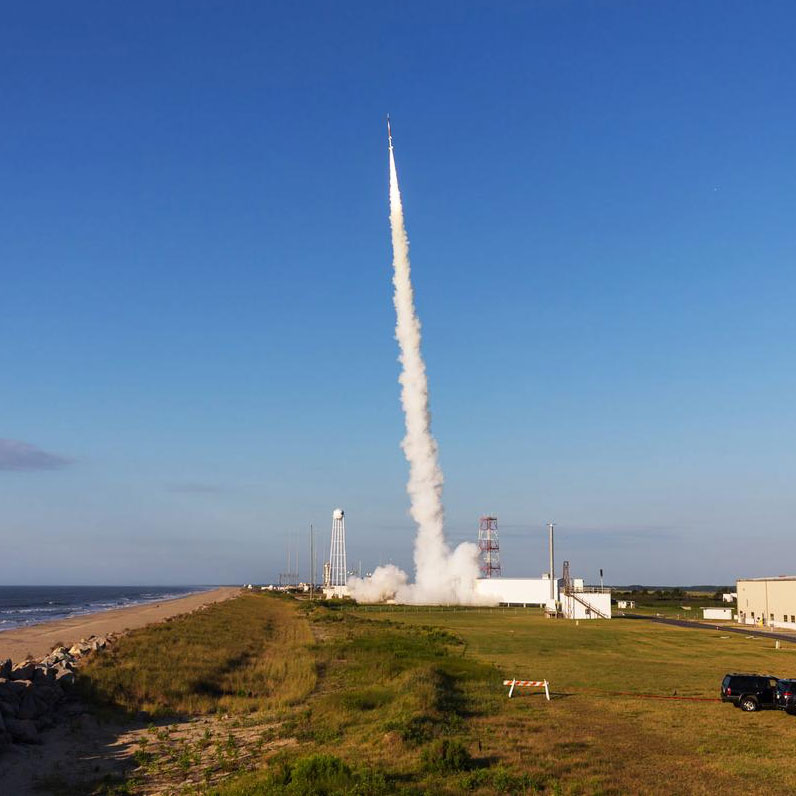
[78,593,315,717]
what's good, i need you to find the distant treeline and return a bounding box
[616,587,733,602]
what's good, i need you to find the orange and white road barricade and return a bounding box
[503,678,550,700]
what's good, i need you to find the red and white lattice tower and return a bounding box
[477,515,501,578]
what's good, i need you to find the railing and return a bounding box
[566,590,611,619]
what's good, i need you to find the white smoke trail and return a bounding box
[348,126,492,605]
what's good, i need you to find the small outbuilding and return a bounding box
[702,607,733,621]
[561,591,611,619]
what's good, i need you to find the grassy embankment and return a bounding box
[69,594,796,795]
[73,593,529,795]
[79,592,315,717]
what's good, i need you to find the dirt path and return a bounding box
[0,706,295,795]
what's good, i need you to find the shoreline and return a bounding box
[0,586,240,663]
[0,586,213,634]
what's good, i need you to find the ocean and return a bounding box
[0,585,212,632]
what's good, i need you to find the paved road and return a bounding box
[619,613,796,645]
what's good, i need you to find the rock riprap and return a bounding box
[0,633,115,747]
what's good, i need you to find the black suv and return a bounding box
[721,673,778,711]
[775,679,796,714]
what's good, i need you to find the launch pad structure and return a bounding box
[474,520,612,618]
[477,516,502,578]
[324,508,349,598]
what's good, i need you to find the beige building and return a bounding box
[737,577,796,629]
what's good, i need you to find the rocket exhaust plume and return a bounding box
[348,119,490,605]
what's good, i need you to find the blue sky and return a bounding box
[2,1,795,585]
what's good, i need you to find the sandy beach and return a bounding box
[0,586,239,663]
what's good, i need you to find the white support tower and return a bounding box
[548,522,556,605]
[325,508,348,598]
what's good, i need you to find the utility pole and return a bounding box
[310,524,315,601]
[548,522,556,604]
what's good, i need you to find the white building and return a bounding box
[473,575,611,618]
[474,576,558,608]
[722,592,737,603]
[737,577,796,629]
[616,600,635,609]
[703,607,733,621]
[560,591,612,619]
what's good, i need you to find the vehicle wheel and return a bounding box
[740,697,758,712]
[786,706,796,716]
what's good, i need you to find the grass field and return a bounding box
[350,604,796,794]
[66,594,796,795]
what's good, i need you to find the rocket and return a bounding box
[387,114,393,150]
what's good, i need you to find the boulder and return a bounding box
[0,678,30,703]
[34,684,62,707]
[5,717,40,744]
[33,665,56,684]
[18,683,61,720]
[17,692,45,720]
[55,669,75,689]
[68,642,91,657]
[34,713,55,732]
[0,700,16,718]
[0,712,11,747]
[41,649,70,666]
[0,659,11,678]
[10,662,36,681]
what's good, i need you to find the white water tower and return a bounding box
[326,508,348,597]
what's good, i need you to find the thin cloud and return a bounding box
[0,439,72,471]
[166,482,224,494]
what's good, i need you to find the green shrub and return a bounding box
[341,686,392,712]
[289,754,353,794]
[421,738,473,774]
[462,766,545,793]
[386,714,435,746]
[208,753,389,796]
